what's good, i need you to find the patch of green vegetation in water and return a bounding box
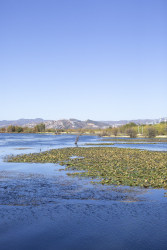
[86,142,161,145]
[85,143,114,145]
[117,142,162,144]
[5,147,167,189]
[102,138,167,143]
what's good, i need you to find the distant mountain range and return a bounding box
[0,117,166,129]
[0,118,108,129]
[101,117,167,126]
[0,118,44,127]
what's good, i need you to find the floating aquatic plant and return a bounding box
[5,147,167,189]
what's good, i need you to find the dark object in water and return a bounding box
[75,135,80,145]
[55,130,60,135]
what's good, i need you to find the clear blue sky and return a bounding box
[0,0,167,121]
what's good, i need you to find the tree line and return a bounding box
[0,122,167,138]
[0,123,46,133]
[63,122,167,138]
[99,122,167,138]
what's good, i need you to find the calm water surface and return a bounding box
[0,134,167,250]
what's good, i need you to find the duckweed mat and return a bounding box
[5,147,167,189]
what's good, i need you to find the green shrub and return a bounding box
[126,128,137,138]
[146,127,157,138]
[16,126,23,133]
[112,127,118,136]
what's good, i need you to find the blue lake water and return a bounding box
[0,133,167,250]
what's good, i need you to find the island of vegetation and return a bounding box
[6,146,167,189]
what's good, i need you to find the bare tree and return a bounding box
[75,134,80,145]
